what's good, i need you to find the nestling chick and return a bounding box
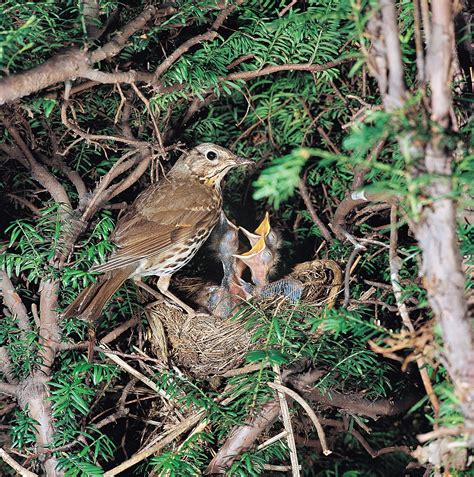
[237,213,304,302]
[208,212,249,318]
[234,213,280,288]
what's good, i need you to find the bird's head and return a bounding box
[172,143,252,185]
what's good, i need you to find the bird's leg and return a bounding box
[157,275,197,316]
[133,278,164,302]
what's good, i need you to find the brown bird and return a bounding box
[64,144,251,320]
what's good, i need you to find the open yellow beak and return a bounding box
[239,212,271,247]
[254,212,270,237]
[237,234,266,259]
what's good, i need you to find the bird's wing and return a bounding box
[93,181,219,273]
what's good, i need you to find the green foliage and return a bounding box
[1,203,64,282]
[10,408,38,449]
[150,431,212,476]
[0,1,86,71]
[50,360,118,419]
[253,149,311,208]
[0,0,472,475]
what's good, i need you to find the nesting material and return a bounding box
[147,300,252,377]
[146,259,342,378]
[290,259,342,308]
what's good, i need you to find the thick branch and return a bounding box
[427,1,453,126]
[12,279,63,476]
[291,371,421,420]
[0,270,31,334]
[368,0,474,437]
[0,6,175,105]
[415,0,473,432]
[82,0,101,39]
[0,49,89,105]
[0,383,18,396]
[379,0,406,109]
[17,378,63,476]
[36,279,61,377]
[205,400,280,474]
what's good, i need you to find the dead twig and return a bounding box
[268,382,331,456]
[298,178,334,244]
[103,412,203,477]
[98,345,172,403]
[0,448,38,477]
[271,365,300,477]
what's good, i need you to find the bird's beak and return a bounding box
[240,226,260,246]
[234,156,253,167]
[254,212,271,236]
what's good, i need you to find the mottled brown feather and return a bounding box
[64,143,250,321]
[93,176,221,273]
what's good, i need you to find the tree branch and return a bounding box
[367,0,474,438]
[389,205,440,415]
[0,447,38,477]
[2,119,71,209]
[154,32,219,80]
[17,377,62,476]
[224,57,357,82]
[379,0,406,109]
[0,383,18,396]
[291,370,421,420]
[0,6,175,105]
[415,0,474,433]
[298,178,334,244]
[205,400,280,474]
[0,270,31,335]
[36,279,61,377]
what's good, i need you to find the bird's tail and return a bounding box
[63,267,133,321]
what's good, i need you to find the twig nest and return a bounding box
[290,259,342,308]
[256,259,342,309]
[146,260,342,377]
[147,300,252,378]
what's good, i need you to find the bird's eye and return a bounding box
[206,150,218,160]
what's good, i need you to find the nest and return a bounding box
[147,301,253,378]
[146,259,342,378]
[291,259,342,307]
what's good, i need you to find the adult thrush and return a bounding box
[64,143,251,320]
